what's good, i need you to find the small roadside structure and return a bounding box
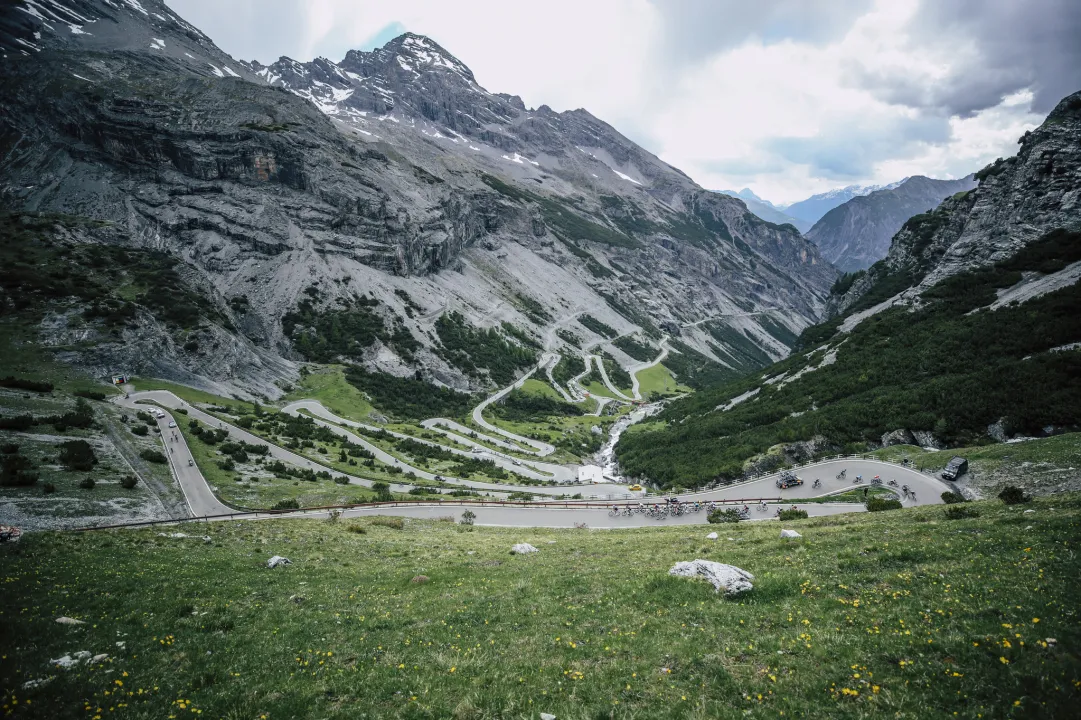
[578,465,604,484]
[942,457,969,481]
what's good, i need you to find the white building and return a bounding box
[578,464,605,484]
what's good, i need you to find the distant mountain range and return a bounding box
[716,189,812,233]
[780,181,908,225]
[804,175,979,272]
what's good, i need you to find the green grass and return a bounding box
[3,494,1080,718]
[0,321,119,397]
[128,377,256,415]
[283,366,374,422]
[635,363,691,399]
[868,434,1081,495]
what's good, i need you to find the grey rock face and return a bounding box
[806,175,978,273]
[881,429,916,447]
[831,92,1081,317]
[0,0,837,397]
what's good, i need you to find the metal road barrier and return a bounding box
[69,497,785,533]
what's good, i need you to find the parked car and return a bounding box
[942,456,968,481]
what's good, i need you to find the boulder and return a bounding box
[410,575,430,584]
[987,417,1009,443]
[780,529,802,539]
[668,560,754,595]
[55,617,85,626]
[267,556,292,569]
[912,430,944,450]
[540,713,557,720]
[706,532,718,540]
[510,543,538,555]
[881,429,915,447]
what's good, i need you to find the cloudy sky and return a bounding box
[166,0,1080,205]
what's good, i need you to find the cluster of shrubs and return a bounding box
[0,398,95,432]
[866,497,903,512]
[1,443,38,487]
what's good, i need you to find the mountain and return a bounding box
[0,0,835,400]
[782,180,907,225]
[804,175,978,272]
[616,90,1081,494]
[717,190,812,233]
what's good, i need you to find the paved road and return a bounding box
[284,400,576,483]
[628,336,670,401]
[470,353,558,455]
[137,404,232,517]
[118,391,599,501]
[672,459,950,509]
[114,391,949,527]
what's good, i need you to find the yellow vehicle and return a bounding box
[628,484,643,491]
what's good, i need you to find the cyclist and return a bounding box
[611,504,619,515]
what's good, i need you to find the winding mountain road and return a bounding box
[628,336,670,401]
[114,390,950,527]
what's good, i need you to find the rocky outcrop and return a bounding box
[831,91,1081,317]
[881,429,916,447]
[806,175,977,272]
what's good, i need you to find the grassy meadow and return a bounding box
[2,494,1079,719]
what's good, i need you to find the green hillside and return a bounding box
[616,230,1081,488]
[2,494,1079,719]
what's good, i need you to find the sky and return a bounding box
[166,0,1081,205]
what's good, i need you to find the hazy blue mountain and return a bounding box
[717,189,813,233]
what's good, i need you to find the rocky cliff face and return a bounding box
[831,91,1081,317]
[0,0,836,398]
[806,175,978,273]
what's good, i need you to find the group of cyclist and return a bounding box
[610,497,715,518]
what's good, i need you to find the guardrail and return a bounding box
[70,496,786,533]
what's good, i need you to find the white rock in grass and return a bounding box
[510,543,538,555]
[706,532,718,540]
[267,555,292,568]
[541,713,557,720]
[668,560,754,595]
[55,616,85,625]
[780,529,802,539]
[21,677,53,690]
[90,654,109,664]
[158,532,188,538]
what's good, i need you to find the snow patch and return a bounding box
[207,64,225,78]
[501,152,539,166]
[122,0,148,15]
[612,169,642,185]
[149,37,164,50]
[222,66,240,78]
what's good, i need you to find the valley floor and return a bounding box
[1,494,1078,719]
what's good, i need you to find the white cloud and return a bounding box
[166,0,1072,205]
